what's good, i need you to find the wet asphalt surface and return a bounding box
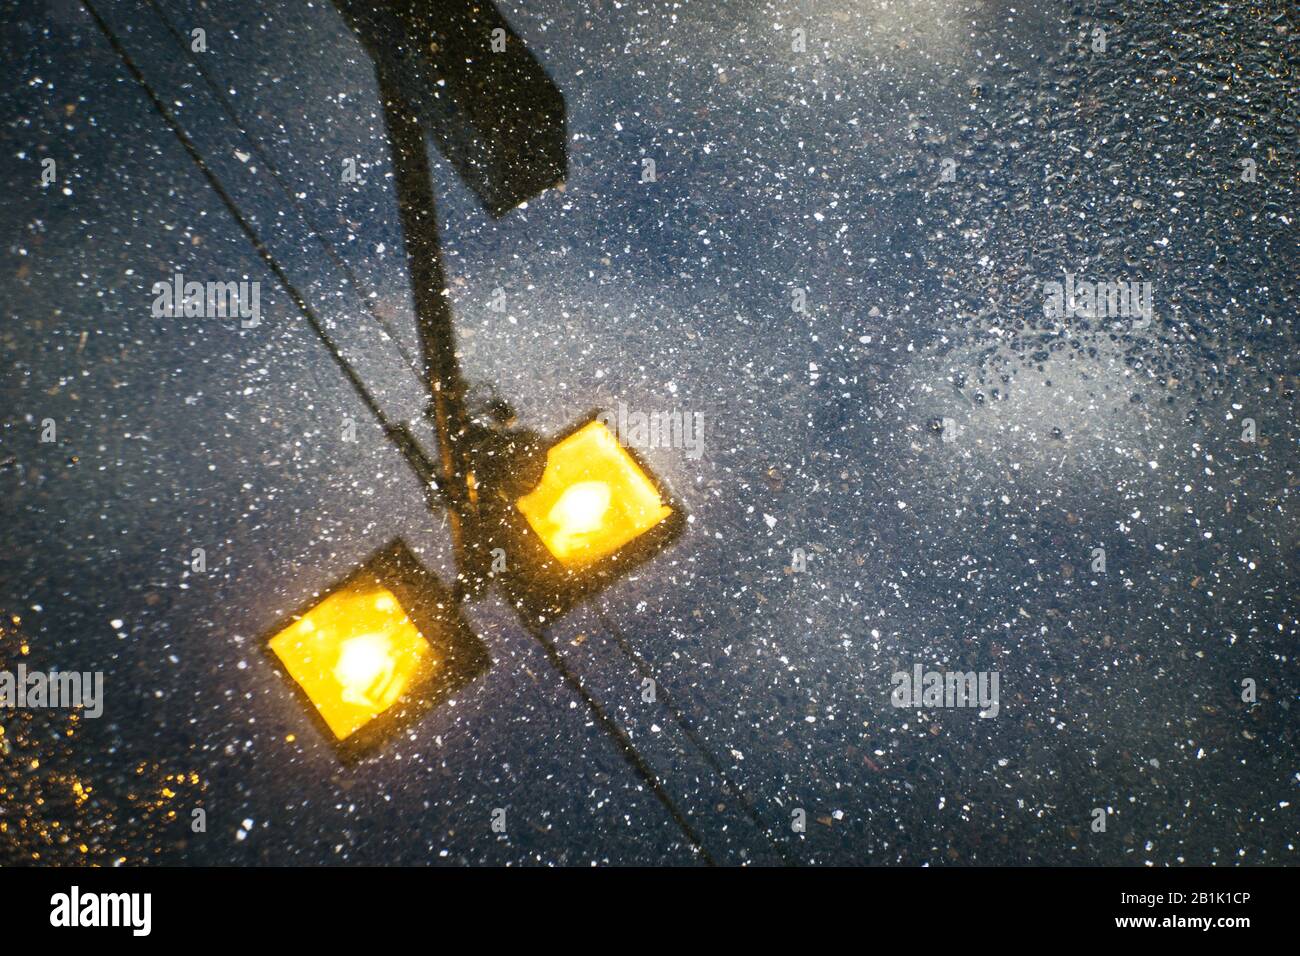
[0,0,1295,865]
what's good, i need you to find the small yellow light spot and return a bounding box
[517,421,673,566]
[268,584,436,741]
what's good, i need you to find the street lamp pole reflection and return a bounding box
[336,0,681,620]
[334,0,566,590]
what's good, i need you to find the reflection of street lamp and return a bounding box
[264,3,676,754]
[265,541,488,756]
[462,413,685,623]
[516,421,673,567]
[334,2,684,620]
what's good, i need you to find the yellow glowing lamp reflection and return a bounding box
[516,420,673,566]
[268,585,437,740]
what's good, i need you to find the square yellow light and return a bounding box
[267,582,437,741]
[516,420,673,567]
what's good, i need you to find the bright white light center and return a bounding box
[548,481,612,536]
[334,632,397,706]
